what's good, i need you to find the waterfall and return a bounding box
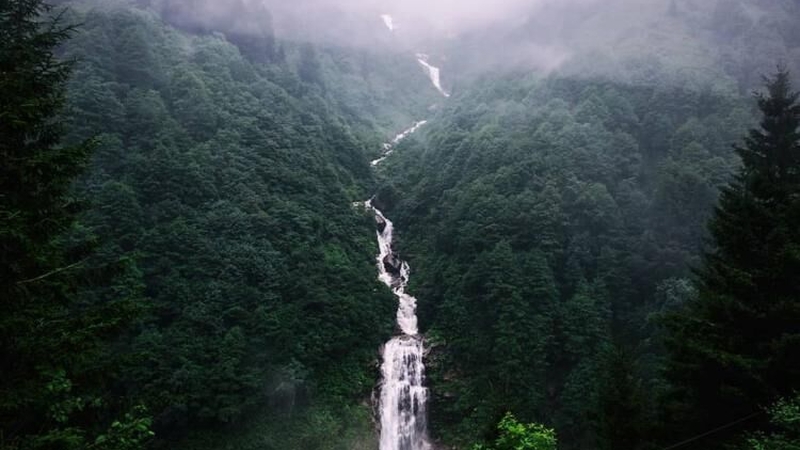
[364,122,432,450]
[416,54,449,98]
[370,121,427,167]
[381,14,396,32]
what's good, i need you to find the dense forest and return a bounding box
[378,73,753,448]
[1,0,800,450]
[2,0,438,448]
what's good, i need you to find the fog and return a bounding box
[141,0,800,89]
[284,0,561,35]
[149,0,607,45]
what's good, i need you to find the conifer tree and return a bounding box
[1,1,151,448]
[664,67,800,447]
[0,0,90,287]
[596,345,646,450]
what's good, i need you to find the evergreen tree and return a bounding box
[0,0,89,287]
[663,68,800,447]
[0,1,150,448]
[596,344,647,450]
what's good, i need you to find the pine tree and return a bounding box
[1,1,150,448]
[596,344,647,450]
[663,68,800,448]
[0,0,90,287]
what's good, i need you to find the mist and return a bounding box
[138,0,800,90]
[293,0,555,35]
[144,0,607,48]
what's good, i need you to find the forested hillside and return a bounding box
[377,74,756,448]
[3,0,439,448]
[3,0,800,450]
[64,3,443,447]
[438,0,800,92]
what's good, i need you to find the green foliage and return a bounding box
[33,1,437,448]
[663,68,800,447]
[91,407,154,450]
[380,73,753,447]
[472,413,557,450]
[0,0,88,288]
[175,404,377,450]
[0,1,150,448]
[744,395,800,450]
[7,2,797,450]
[595,345,649,450]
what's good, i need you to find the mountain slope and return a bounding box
[378,73,755,448]
[57,2,438,448]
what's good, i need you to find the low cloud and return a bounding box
[150,0,599,43]
[141,0,800,87]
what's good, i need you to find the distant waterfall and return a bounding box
[416,54,449,98]
[363,122,431,450]
[379,16,448,98]
[381,14,396,32]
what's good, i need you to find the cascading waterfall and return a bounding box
[363,121,432,450]
[370,121,427,167]
[416,54,449,98]
[363,27,449,447]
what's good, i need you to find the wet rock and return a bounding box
[376,215,387,233]
[383,253,402,275]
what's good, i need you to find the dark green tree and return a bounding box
[664,68,800,447]
[0,0,90,288]
[595,344,647,450]
[0,1,150,448]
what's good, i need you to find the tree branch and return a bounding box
[16,257,88,285]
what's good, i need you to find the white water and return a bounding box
[381,14,396,31]
[363,122,431,450]
[371,121,427,166]
[416,54,450,97]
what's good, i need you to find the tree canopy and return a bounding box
[0,0,151,448]
[663,68,800,448]
[3,1,800,450]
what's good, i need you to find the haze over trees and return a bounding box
[1,0,799,450]
[663,68,800,447]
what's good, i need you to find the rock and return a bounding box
[376,215,387,233]
[382,253,402,275]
